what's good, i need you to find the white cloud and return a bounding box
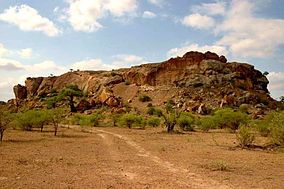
[192,1,226,16]
[143,11,156,19]
[0,5,60,37]
[64,0,138,32]
[167,43,228,58]
[112,54,145,67]
[0,43,10,57]
[215,0,284,58]
[18,48,33,59]
[182,13,215,29]
[148,0,165,7]
[0,58,25,71]
[267,72,284,99]
[71,59,115,71]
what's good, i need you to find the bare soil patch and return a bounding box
[1,126,283,189]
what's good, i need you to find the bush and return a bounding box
[177,112,195,131]
[138,94,152,102]
[165,99,175,113]
[267,111,284,146]
[236,125,255,148]
[239,104,249,113]
[198,116,216,132]
[119,113,143,129]
[125,80,130,85]
[70,113,103,127]
[147,107,155,115]
[254,111,284,146]
[15,110,48,131]
[213,108,249,131]
[147,117,161,127]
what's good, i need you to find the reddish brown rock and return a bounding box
[76,99,91,112]
[13,84,27,100]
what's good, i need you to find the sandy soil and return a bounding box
[0,126,283,189]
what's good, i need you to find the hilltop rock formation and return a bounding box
[12,51,282,113]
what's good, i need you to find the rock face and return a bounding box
[13,84,27,100]
[12,51,281,112]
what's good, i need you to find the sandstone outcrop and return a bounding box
[12,51,282,113]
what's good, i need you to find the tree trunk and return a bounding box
[40,124,44,132]
[0,130,4,142]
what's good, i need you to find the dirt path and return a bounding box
[92,128,231,189]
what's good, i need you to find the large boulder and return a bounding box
[25,77,43,97]
[13,84,27,100]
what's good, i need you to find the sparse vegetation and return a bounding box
[236,125,255,148]
[147,117,161,127]
[119,113,143,129]
[138,94,152,102]
[212,108,249,131]
[57,84,83,112]
[177,112,195,131]
[0,106,12,142]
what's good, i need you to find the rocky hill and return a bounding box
[11,51,281,114]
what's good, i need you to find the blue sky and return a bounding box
[0,0,284,101]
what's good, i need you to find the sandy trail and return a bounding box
[93,128,231,189]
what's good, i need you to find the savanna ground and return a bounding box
[0,126,283,189]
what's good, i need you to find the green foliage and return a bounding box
[124,80,130,85]
[165,99,175,113]
[123,102,131,113]
[46,108,64,136]
[119,113,143,129]
[253,111,284,146]
[0,106,12,142]
[147,117,161,127]
[280,96,284,103]
[161,111,181,133]
[14,109,47,131]
[212,108,249,130]
[46,96,58,109]
[236,125,255,148]
[198,116,216,132]
[138,94,152,102]
[147,106,155,115]
[70,113,103,127]
[58,84,83,112]
[263,71,269,76]
[239,104,249,113]
[177,112,195,131]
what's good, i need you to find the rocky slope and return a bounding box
[11,51,281,114]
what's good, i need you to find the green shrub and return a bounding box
[198,116,216,132]
[213,108,249,130]
[125,80,130,85]
[267,111,284,146]
[177,112,195,131]
[154,108,163,117]
[147,117,161,127]
[165,99,175,113]
[15,110,48,131]
[147,106,155,115]
[254,111,284,146]
[138,94,152,102]
[70,113,103,127]
[119,113,142,128]
[239,104,249,113]
[236,125,255,148]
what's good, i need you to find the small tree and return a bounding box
[0,106,11,142]
[47,108,64,136]
[119,113,142,129]
[263,71,269,76]
[58,84,83,112]
[280,96,284,103]
[177,112,195,131]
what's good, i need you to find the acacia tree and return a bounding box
[0,106,11,142]
[47,108,64,136]
[57,84,83,112]
[161,99,181,133]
